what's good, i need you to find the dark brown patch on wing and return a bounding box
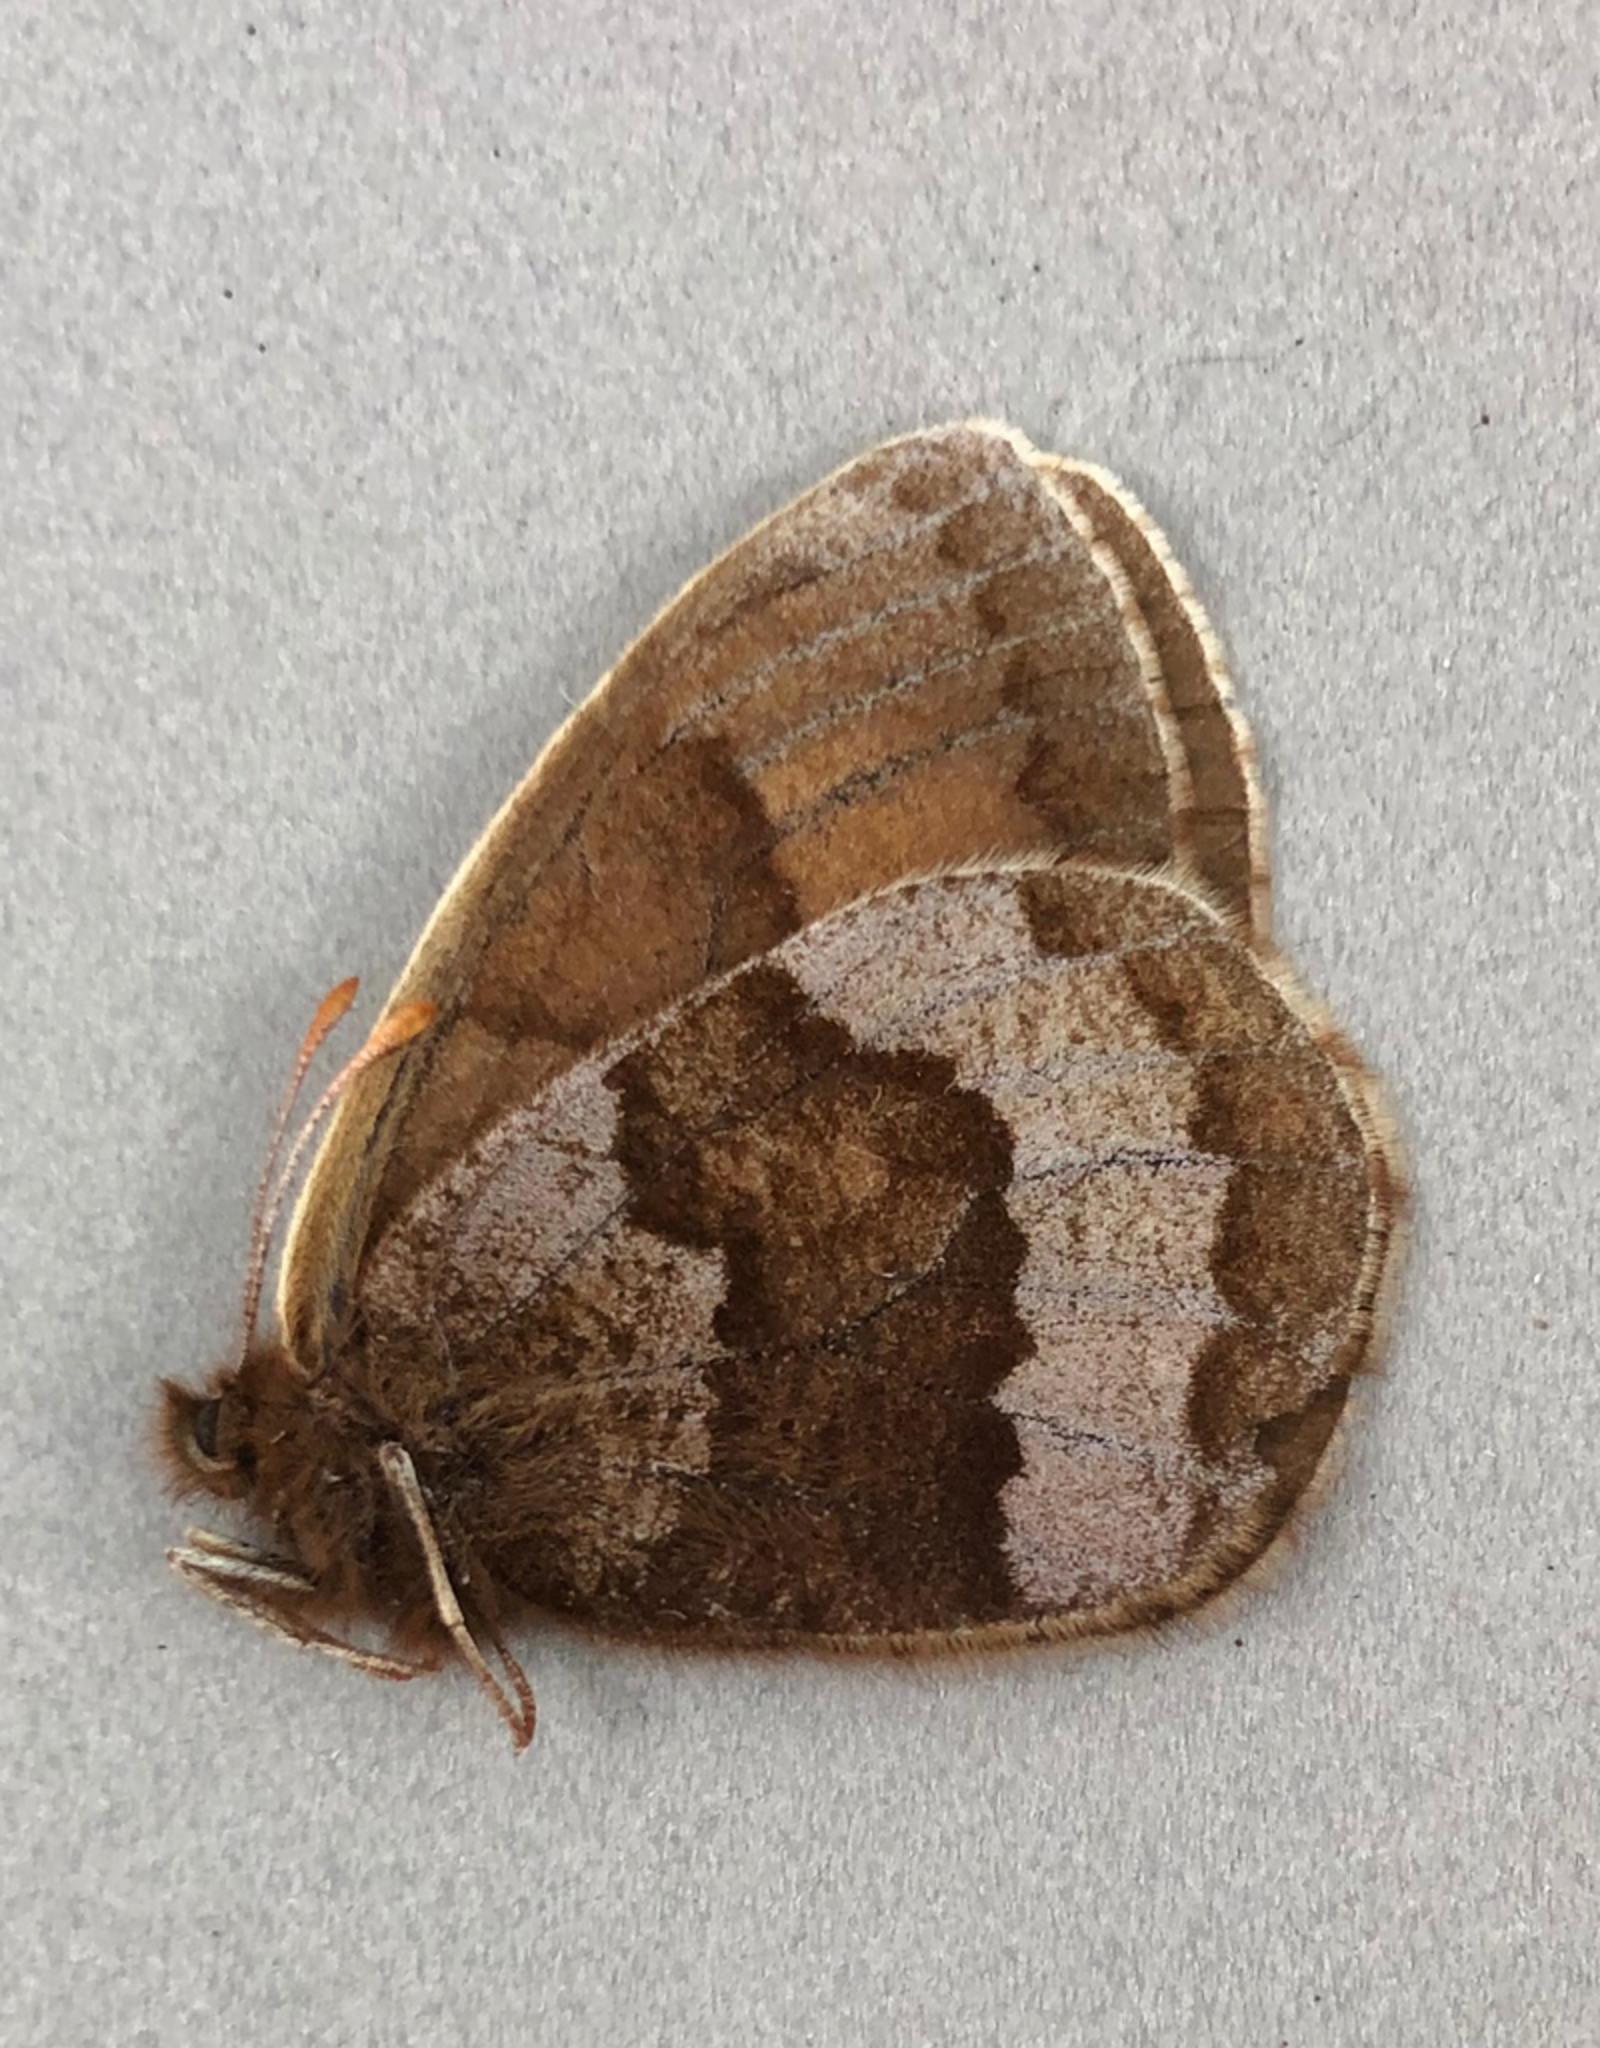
[474,734,799,1036]
[1250,1379,1348,1513]
[602,960,1028,1636]
[372,735,801,1230]
[1015,862,1217,961]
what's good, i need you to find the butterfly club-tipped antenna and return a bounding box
[234,982,438,1367]
[233,976,358,1370]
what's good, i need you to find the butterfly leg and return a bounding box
[378,1444,537,1750]
[167,1530,437,1682]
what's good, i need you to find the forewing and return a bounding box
[1047,459,1269,934]
[280,425,1258,1367]
[353,864,1399,1644]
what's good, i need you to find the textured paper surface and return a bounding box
[3,3,1596,2042]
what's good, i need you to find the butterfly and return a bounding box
[158,422,1403,1748]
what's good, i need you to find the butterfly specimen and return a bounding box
[158,423,1403,1748]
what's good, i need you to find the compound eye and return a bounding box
[192,1398,222,1462]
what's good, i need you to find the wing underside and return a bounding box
[354,865,1396,1643]
[280,425,1268,1369]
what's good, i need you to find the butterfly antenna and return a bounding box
[234,978,360,1369]
[235,991,437,1367]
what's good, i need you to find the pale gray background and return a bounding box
[4,2,1595,2043]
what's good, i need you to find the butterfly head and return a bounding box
[156,1344,329,1512]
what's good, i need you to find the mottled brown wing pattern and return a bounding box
[280,424,1265,1366]
[160,426,1403,1734]
[353,865,1393,1645]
